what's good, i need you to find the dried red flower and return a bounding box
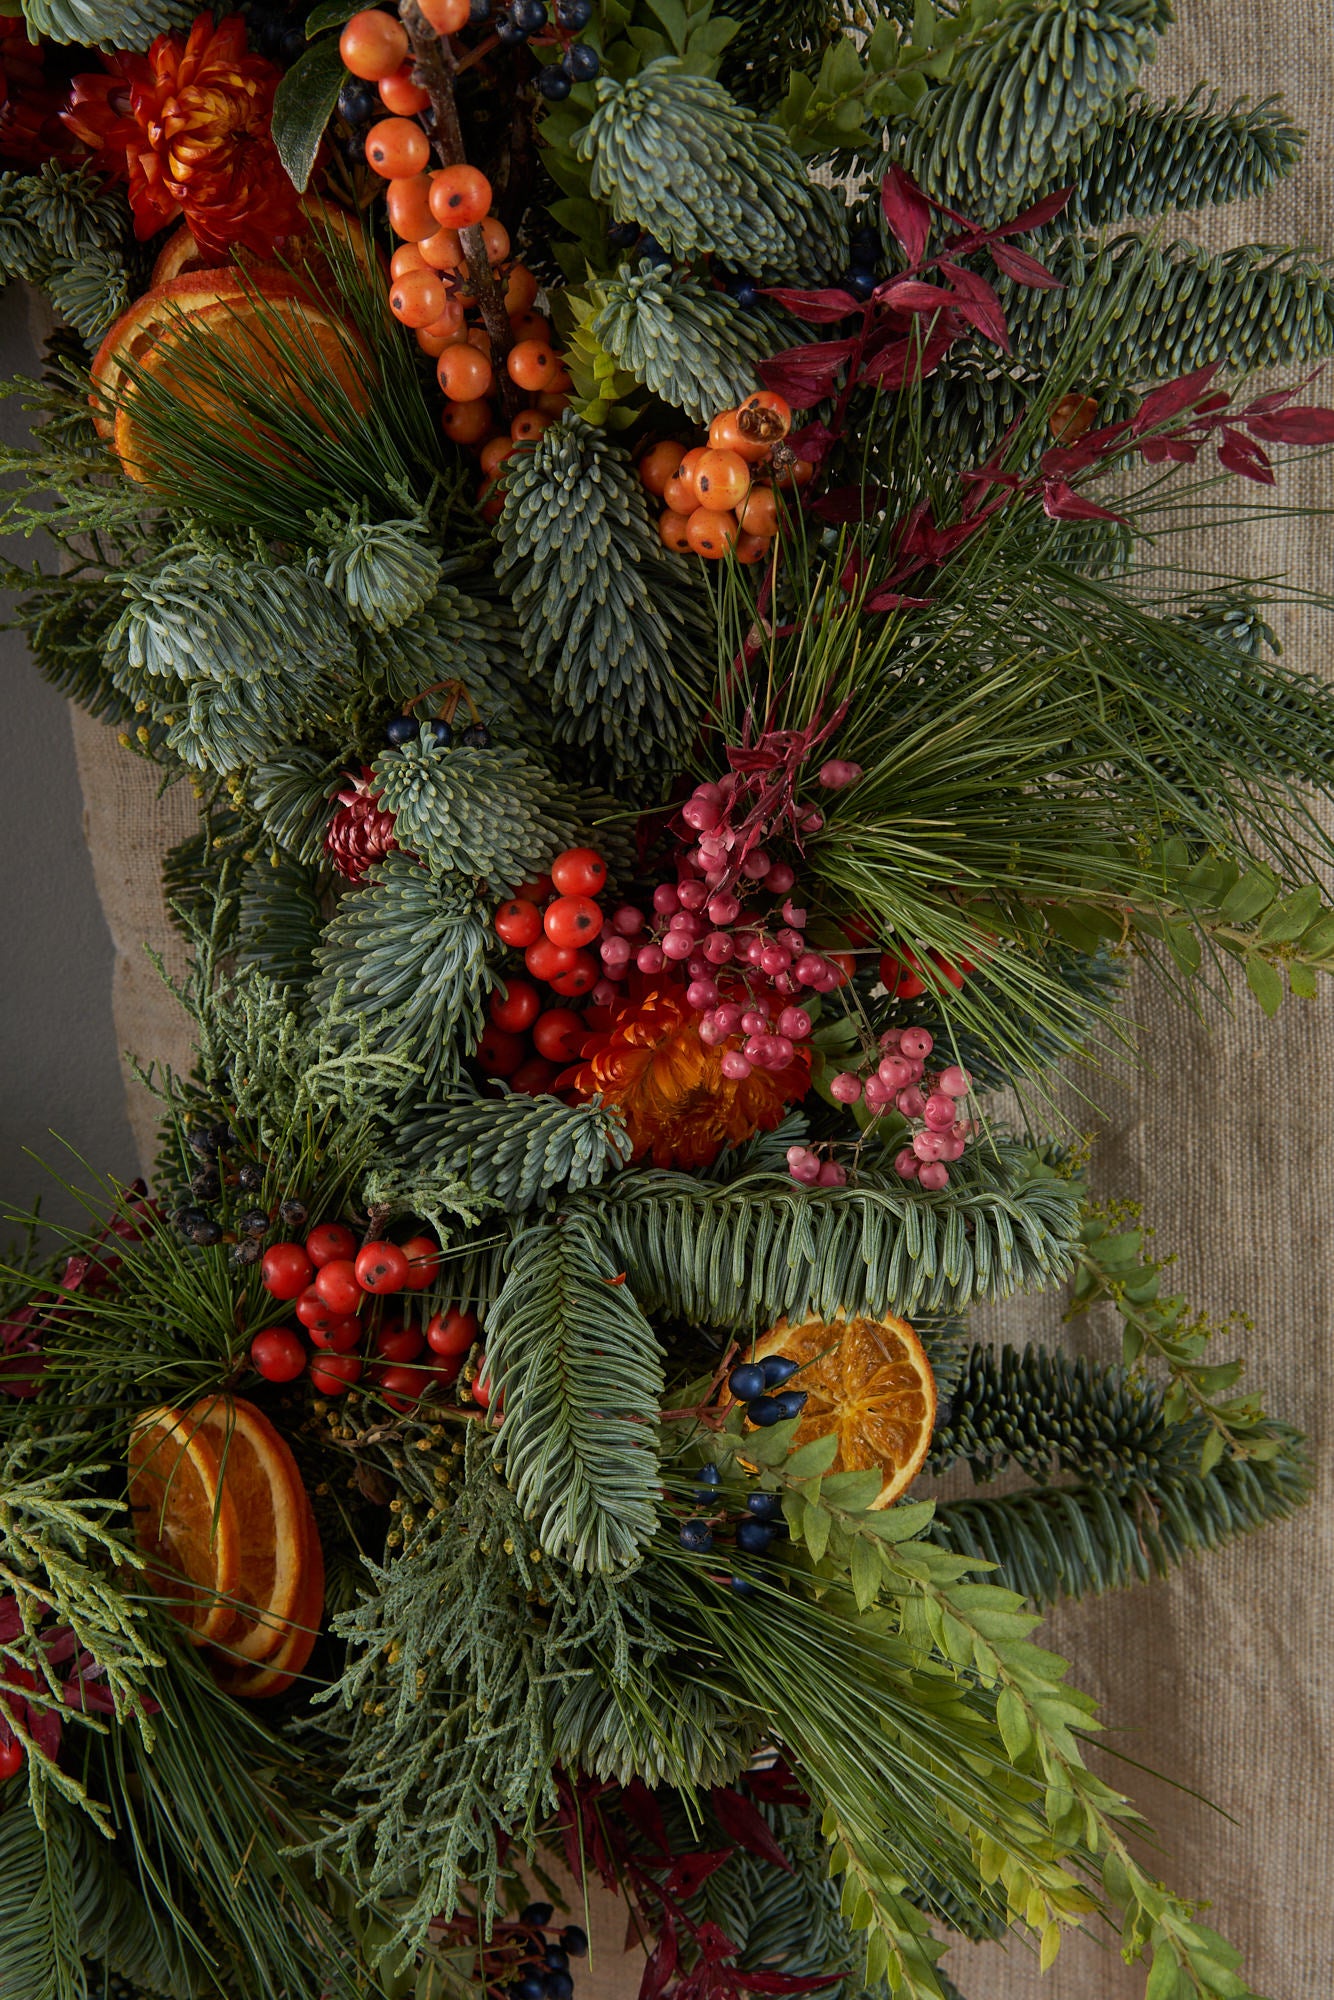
[0,19,79,167]
[565,978,810,1170]
[62,12,301,260]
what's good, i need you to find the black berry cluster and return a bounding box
[506,1904,588,2000]
[171,1127,298,1269]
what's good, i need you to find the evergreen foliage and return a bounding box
[235,855,326,991]
[487,1219,664,1571]
[575,61,849,281]
[497,417,712,788]
[20,0,194,47]
[585,260,774,423]
[241,749,342,868]
[111,553,353,688]
[370,733,583,892]
[355,575,543,744]
[311,854,499,1095]
[0,164,130,339]
[392,1086,633,1210]
[319,514,444,633]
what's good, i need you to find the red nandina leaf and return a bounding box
[880,165,932,265]
[758,285,861,323]
[620,1779,672,1854]
[757,341,859,407]
[736,1975,837,1994]
[859,327,953,390]
[1039,420,1133,476]
[1136,435,1198,463]
[874,277,958,313]
[1001,185,1074,234]
[1131,363,1224,435]
[639,1912,678,2000]
[988,240,1063,289]
[789,418,836,466]
[710,1787,795,1871]
[1244,405,1334,444]
[812,483,887,524]
[1040,479,1127,523]
[665,1850,735,1900]
[739,1758,808,1806]
[1218,428,1275,483]
[864,584,933,610]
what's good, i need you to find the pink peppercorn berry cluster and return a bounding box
[827,1026,975,1190]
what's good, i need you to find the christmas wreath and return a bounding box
[0,1,1329,1996]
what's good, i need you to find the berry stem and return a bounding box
[399,0,521,417]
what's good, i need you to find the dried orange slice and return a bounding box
[748,1310,937,1507]
[187,1396,321,1665]
[128,1405,240,1645]
[149,197,381,291]
[209,1555,325,1701]
[89,268,302,439]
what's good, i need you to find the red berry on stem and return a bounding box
[551,847,607,897]
[426,1305,479,1357]
[376,1362,431,1411]
[401,1234,441,1289]
[309,1314,362,1353]
[0,1736,23,1781]
[375,1322,425,1363]
[314,1259,363,1315]
[355,1241,410,1295]
[476,1023,527,1076]
[548,954,597,998]
[296,1287,349,1333]
[309,1351,363,1395]
[543,894,603,948]
[251,1328,307,1383]
[510,1056,560,1095]
[489,978,541,1032]
[261,1242,314,1300]
[305,1222,358,1267]
[494,897,543,948]
[418,0,469,26]
[524,936,577,982]
[532,1008,586,1062]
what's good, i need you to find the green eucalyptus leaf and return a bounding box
[272,36,346,192]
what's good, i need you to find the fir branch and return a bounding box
[111,552,355,688]
[0,1791,83,2000]
[236,855,327,992]
[319,514,444,633]
[571,1148,1083,1326]
[370,733,584,892]
[311,854,499,1096]
[574,60,848,283]
[242,748,345,868]
[497,418,713,790]
[392,1086,633,1211]
[583,262,773,424]
[19,0,195,48]
[487,1218,664,1572]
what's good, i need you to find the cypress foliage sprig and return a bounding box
[371,732,583,891]
[487,1218,664,1571]
[311,854,498,1095]
[497,417,712,789]
[585,261,773,422]
[392,1086,633,1211]
[575,60,848,282]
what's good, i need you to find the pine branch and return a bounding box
[311,854,499,1096]
[574,59,848,283]
[893,0,1169,224]
[370,733,584,893]
[487,1218,664,1572]
[392,1085,633,1211]
[583,262,773,424]
[570,1149,1083,1326]
[497,418,713,791]
[0,1793,83,2000]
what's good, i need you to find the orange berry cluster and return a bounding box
[638,392,814,562]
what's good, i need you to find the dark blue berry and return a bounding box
[495,9,526,40]
[188,1128,219,1159]
[607,220,639,249]
[537,67,572,98]
[761,1354,798,1388]
[515,1979,546,2000]
[696,1463,722,1486]
[640,235,670,266]
[470,0,492,16]
[733,279,758,307]
[555,0,591,21]
[730,1574,757,1597]
[548,1974,574,2000]
[508,1985,530,2000]
[747,1397,785,1427]
[230,1237,262,1267]
[428,717,453,747]
[729,1363,766,1401]
[188,1217,224,1247]
[771,1389,808,1420]
[210,1121,237,1149]
[563,41,599,79]
[279,21,305,59]
[846,267,877,300]
[746,1491,781,1520]
[459,721,490,747]
[561,1927,588,1958]
[177,1205,211,1235]
[851,226,878,259]
[513,0,547,26]
[385,714,417,747]
[336,130,365,167]
[545,1948,570,1971]
[735,1518,774,1554]
[236,1162,263,1191]
[337,79,378,126]
[680,1518,714,1552]
[190,1166,220,1198]
[520,1905,554,1927]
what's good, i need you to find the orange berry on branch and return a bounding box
[737,485,779,537]
[772,455,814,490]
[479,215,510,265]
[1049,391,1099,443]
[339,9,409,81]
[441,397,494,445]
[507,337,560,390]
[480,433,516,475]
[639,439,686,496]
[418,0,470,29]
[534,388,572,416]
[686,506,739,558]
[737,389,793,445]
[708,408,770,462]
[366,116,431,178]
[694,447,751,511]
[511,409,552,442]
[418,225,466,270]
[503,264,538,316]
[437,341,494,400]
[416,298,466,353]
[510,312,552,344]
[429,164,494,229]
[662,472,697,515]
[658,508,693,552]
[385,174,436,241]
[390,242,427,281]
[734,529,771,565]
[379,61,430,114]
[390,268,447,327]
[466,325,493,354]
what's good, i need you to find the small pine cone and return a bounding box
[325,768,398,883]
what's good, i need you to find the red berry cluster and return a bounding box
[639,392,814,563]
[483,845,611,1091]
[251,1223,483,1410]
[877,944,974,999]
[829,1027,976,1190]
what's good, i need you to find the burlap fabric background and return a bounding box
[58,2,1332,1990]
